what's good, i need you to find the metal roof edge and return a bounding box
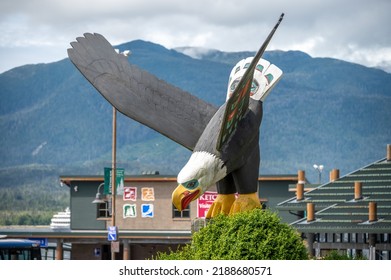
[277,157,388,208]
[305,157,387,195]
[59,174,299,187]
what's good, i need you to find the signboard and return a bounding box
[141,204,154,218]
[28,238,48,248]
[123,187,137,201]
[107,226,118,241]
[94,248,101,257]
[111,241,120,253]
[197,191,219,218]
[141,187,155,201]
[197,192,239,217]
[104,168,125,195]
[123,204,137,218]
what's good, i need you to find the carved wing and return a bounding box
[216,65,253,151]
[67,33,217,151]
[216,13,284,151]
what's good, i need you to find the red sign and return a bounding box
[197,191,218,218]
[123,187,137,201]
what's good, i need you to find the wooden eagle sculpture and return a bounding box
[68,14,284,218]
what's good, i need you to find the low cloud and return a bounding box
[1,0,390,73]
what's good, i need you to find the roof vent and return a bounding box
[298,170,305,184]
[354,181,363,200]
[296,183,304,201]
[368,202,377,222]
[306,203,315,222]
[329,169,339,182]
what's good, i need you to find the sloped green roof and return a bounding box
[277,158,391,233]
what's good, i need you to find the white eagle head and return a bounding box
[172,151,227,211]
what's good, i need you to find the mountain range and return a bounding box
[1,39,390,191]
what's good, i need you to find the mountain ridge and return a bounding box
[1,39,390,187]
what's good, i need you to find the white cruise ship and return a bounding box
[50,207,71,230]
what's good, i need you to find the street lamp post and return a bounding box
[313,164,324,184]
[111,107,117,260]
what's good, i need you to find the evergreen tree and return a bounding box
[156,208,308,260]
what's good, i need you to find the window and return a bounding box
[173,204,190,218]
[97,201,111,219]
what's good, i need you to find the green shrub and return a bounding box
[322,250,367,260]
[156,208,308,260]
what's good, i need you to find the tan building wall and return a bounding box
[107,178,217,231]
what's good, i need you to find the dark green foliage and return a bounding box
[0,210,55,226]
[0,165,69,226]
[322,250,367,260]
[156,209,308,260]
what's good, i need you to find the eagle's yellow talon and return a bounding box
[206,194,236,218]
[206,193,261,218]
[229,193,261,215]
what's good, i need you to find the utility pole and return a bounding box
[111,107,117,260]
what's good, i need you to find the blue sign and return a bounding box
[141,204,154,218]
[107,226,118,241]
[94,248,101,257]
[29,238,48,248]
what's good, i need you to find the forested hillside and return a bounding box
[1,39,390,225]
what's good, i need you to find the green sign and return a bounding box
[104,167,125,195]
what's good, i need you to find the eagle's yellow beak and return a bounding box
[172,184,201,211]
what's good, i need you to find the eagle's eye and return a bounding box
[184,179,199,190]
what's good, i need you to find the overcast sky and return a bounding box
[1,0,390,74]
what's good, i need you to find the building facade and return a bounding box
[277,145,391,260]
[54,173,298,259]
